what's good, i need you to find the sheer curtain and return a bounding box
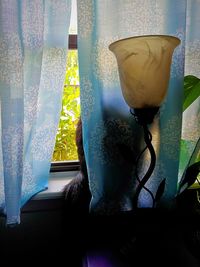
[0,0,72,225]
[179,0,200,185]
[77,0,199,214]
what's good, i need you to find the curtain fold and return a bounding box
[77,0,199,214]
[0,0,71,225]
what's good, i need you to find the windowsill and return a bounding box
[28,171,199,203]
[20,170,78,212]
[5,169,199,214]
[32,170,78,200]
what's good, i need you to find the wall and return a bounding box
[0,198,84,265]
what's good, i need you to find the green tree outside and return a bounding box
[52,50,80,161]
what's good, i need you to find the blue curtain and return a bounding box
[178,0,200,184]
[77,0,199,214]
[0,0,72,225]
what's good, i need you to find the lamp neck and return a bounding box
[130,107,159,125]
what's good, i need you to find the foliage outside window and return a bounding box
[52,50,80,161]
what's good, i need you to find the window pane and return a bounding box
[52,50,80,162]
[69,0,77,34]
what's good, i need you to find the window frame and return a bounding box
[50,34,79,173]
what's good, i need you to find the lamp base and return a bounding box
[130,107,159,125]
[130,107,159,208]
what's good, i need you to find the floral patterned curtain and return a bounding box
[77,0,199,214]
[0,0,72,225]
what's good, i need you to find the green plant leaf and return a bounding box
[178,161,200,194]
[155,179,166,202]
[178,137,200,192]
[183,75,200,112]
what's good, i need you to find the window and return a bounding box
[51,0,79,172]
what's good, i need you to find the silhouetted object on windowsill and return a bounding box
[62,117,137,216]
[63,118,91,216]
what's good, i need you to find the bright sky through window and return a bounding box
[69,0,77,34]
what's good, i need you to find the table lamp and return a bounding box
[109,35,181,208]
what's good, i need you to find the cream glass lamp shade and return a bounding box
[109,35,181,109]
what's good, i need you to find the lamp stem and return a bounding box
[133,124,156,208]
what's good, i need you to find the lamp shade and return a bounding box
[109,35,181,109]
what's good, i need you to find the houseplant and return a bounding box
[178,74,200,196]
[176,74,200,214]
